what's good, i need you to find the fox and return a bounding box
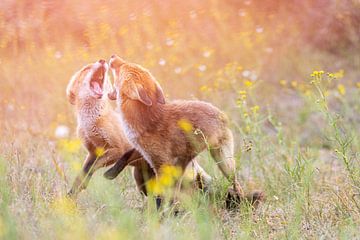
[106,55,264,207]
[66,59,210,199]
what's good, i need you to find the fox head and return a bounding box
[108,55,165,107]
[66,59,112,105]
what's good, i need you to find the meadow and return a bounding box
[1,0,360,239]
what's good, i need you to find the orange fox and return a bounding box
[66,59,155,197]
[107,55,264,207]
[66,60,210,199]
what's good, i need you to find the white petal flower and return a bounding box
[55,125,70,139]
[159,58,166,66]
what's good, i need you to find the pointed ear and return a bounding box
[155,82,165,104]
[137,84,152,106]
[125,80,152,106]
[66,71,79,105]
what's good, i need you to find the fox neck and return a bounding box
[120,98,163,135]
[76,97,108,123]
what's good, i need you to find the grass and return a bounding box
[1,1,360,239]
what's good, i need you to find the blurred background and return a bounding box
[1,1,360,238]
[0,0,359,137]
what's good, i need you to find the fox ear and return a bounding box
[66,72,79,105]
[137,84,152,106]
[125,80,152,106]
[155,82,165,104]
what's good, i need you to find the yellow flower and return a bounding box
[310,70,324,78]
[334,69,344,79]
[158,174,174,187]
[244,80,253,87]
[337,84,346,95]
[200,85,209,92]
[146,165,182,195]
[356,82,360,88]
[291,81,298,88]
[243,112,249,118]
[51,197,77,216]
[146,178,164,195]
[251,105,260,114]
[95,147,105,158]
[178,119,193,133]
[58,139,82,153]
[279,80,287,86]
[238,90,247,95]
[160,165,182,178]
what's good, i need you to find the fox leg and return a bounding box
[210,130,244,197]
[68,148,128,198]
[192,160,212,192]
[67,153,97,198]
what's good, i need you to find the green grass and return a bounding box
[1,1,360,239]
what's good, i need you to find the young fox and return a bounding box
[66,59,154,197]
[66,60,210,198]
[106,55,264,206]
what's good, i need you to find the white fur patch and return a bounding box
[114,102,155,170]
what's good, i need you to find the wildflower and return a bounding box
[238,9,246,17]
[245,125,251,133]
[200,85,209,92]
[158,174,174,187]
[203,50,212,58]
[146,178,164,195]
[334,69,344,79]
[356,82,360,88]
[174,67,182,74]
[165,38,174,46]
[198,64,207,72]
[95,147,105,158]
[242,70,251,78]
[58,139,82,153]
[55,125,70,139]
[290,81,298,88]
[160,165,182,178]
[244,80,253,87]
[238,90,247,100]
[54,51,62,59]
[255,26,264,33]
[250,72,257,81]
[337,84,346,95]
[279,80,287,86]
[177,119,193,133]
[243,112,249,118]
[158,58,166,66]
[310,70,324,78]
[51,197,77,216]
[251,105,260,114]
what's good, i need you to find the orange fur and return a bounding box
[66,60,209,199]
[66,60,155,197]
[109,55,264,205]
